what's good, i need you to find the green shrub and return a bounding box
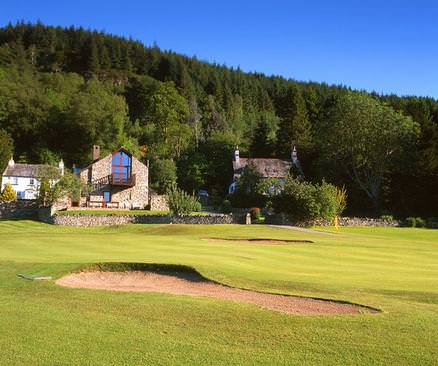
[220,199,232,214]
[315,181,338,220]
[404,217,416,227]
[380,214,394,221]
[272,177,320,221]
[272,176,341,221]
[415,217,426,228]
[166,183,201,215]
[250,207,261,221]
[229,163,266,208]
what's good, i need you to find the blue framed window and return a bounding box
[111,151,132,183]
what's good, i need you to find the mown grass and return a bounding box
[0,221,437,365]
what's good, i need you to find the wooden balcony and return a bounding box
[110,173,136,187]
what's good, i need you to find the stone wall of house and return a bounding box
[0,200,39,219]
[47,213,234,227]
[265,214,401,227]
[149,193,168,211]
[110,156,148,209]
[79,154,149,209]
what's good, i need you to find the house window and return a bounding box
[103,191,111,202]
[12,177,18,185]
[111,150,132,183]
[30,178,35,186]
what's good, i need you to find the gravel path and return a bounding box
[56,271,375,316]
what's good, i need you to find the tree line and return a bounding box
[0,22,437,217]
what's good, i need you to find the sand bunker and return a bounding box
[56,270,375,315]
[205,238,313,244]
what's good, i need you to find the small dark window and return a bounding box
[30,178,34,185]
[103,191,111,202]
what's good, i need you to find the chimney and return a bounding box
[58,159,65,176]
[291,145,298,164]
[234,146,240,165]
[92,145,100,161]
[8,156,15,167]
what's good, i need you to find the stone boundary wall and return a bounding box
[0,200,39,219]
[44,213,236,227]
[149,194,169,211]
[265,214,401,227]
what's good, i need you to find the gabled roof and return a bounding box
[233,158,292,178]
[79,147,134,172]
[3,163,61,178]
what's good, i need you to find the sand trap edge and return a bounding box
[55,263,380,316]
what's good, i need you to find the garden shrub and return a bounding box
[404,217,416,227]
[272,176,343,222]
[220,199,232,214]
[315,181,338,220]
[0,182,17,202]
[166,183,202,215]
[415,217,426,228]
[229,163,266,208]
[272,177,320,221]
[380,214,394,221]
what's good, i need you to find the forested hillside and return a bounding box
[0,22,437,216]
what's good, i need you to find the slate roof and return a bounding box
[233,158,292,178]
[2,164,61,178]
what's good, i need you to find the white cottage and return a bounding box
[1,157,64,200]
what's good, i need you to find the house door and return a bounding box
[103,191,111,203]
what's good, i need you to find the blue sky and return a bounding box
[2,0,438,98]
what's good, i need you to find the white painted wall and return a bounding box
[1,176,40,199]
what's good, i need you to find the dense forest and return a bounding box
[0,22,437,216]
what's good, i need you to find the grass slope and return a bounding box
[0,221,437,365]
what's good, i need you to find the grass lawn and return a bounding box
[0,221,437,365]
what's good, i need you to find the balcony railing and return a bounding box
[110,173,136,186]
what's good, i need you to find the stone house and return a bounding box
[78,146,149,209]
[1,157,64,200]
[228,146,303,194]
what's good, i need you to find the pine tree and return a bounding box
[250,117,273,157]
[120,46,132,72]
[86,38,100,73]
[276,85,312,157]
[0,182,17,202]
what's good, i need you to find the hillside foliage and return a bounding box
[0,22,437,216]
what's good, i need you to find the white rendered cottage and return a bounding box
[1,157,64,200]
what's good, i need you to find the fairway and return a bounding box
[0,221,437,365]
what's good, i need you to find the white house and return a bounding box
[1,157,64,200]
